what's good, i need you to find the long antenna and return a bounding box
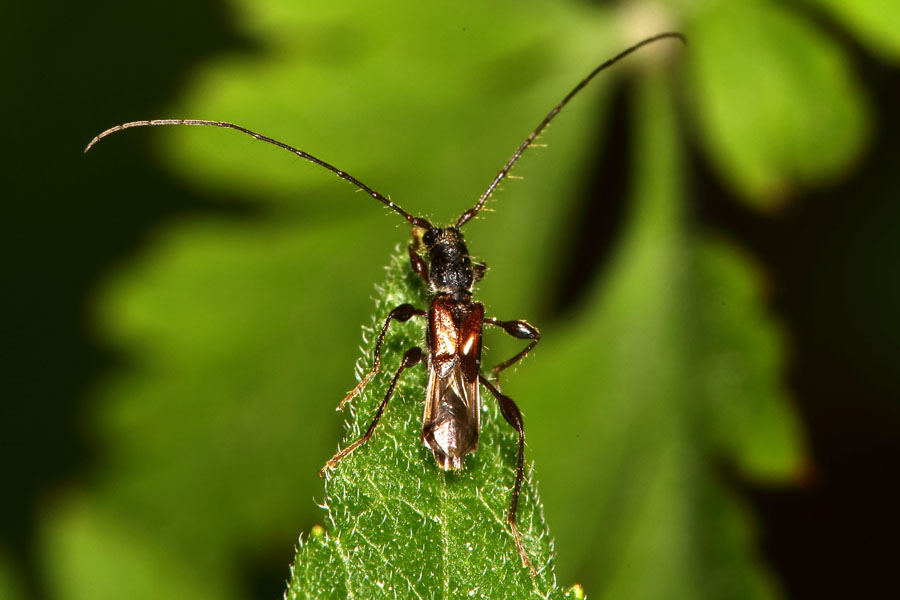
[85,119,432,229]
[456,31,685,228]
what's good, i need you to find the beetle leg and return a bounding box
[472,261,487,282]
[320,347,424,476]
[338,303,426,410]
[408,243,429,283]
[483,317,541,382]
[480,375,537,576]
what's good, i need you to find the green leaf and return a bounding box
[805,0,900,61]
[55,4,622,596]
[53,0,849,596]
[0,550,25,600]
[43,217,395,598]
[41,498,221,600]
[518,73,803,598]
[692,236,804,480]
[286,252,570,599]
[685,0,870,207]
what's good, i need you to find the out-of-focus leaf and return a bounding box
[685,0,869,208]
[286,253,570,599]
[41,498,218,600]
[692,236,803,480]
[0,550,25,600]
[806,0,900,61]
[42,216,399,597]
[517,73,802,597]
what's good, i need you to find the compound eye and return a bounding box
[423,228,439,247]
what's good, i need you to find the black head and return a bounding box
[421,227,474,297]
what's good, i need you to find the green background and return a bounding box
[3,0,899,598]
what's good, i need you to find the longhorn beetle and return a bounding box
[85,32,685,574]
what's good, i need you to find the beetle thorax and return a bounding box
[424,227,474,298]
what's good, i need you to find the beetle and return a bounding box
[85,32,685,574]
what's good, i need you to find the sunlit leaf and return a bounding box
[287,253,570,599]
[685,0,869,207]
[806,0,900,61]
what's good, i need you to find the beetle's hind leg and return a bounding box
[338,303,425,411]
[320,347,423,476]
[480,375,537,576]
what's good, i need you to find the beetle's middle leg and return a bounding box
[338,303,426,410]
[483,317,540,383]
[320,347,423,476]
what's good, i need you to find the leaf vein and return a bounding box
[330,531,357,600]
[355,528,426,600]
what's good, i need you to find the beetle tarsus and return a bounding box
[510,520,538,577]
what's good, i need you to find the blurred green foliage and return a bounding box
[16,0,899,598]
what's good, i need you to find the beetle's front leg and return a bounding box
[408,243,429,283]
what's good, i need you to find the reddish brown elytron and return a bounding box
[423,285,485,468]
[84,33,685,575]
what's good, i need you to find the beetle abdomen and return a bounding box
[422,383,479,469]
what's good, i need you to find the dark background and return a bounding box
[3,1,898,598]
